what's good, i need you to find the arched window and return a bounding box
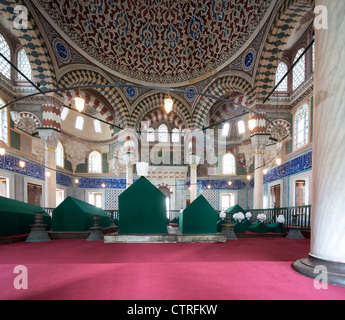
[0,98,8,144]
[56,141,64,168]
[94,119,101,133]
[237,120,245,134]
[275,62,288,91]
[293,103,309,150]
[158,124,168,142]
[222,123,230,137]
[75,116,84,130]
[147,127,155,142]
[88,151,102,173]
[293,48,306,91]
[17,48,32,81]
[0,34,11,80]
[172,128,180,142]
[61,107,69,121]
[222,153,236,175]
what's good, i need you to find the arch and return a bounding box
[158,123,169,142]
[253,0,314,101]
[193,75,254,129]
[141,108,186,131]
[0,0,56,90]
[58,69,130,127]
[130,92,192,130]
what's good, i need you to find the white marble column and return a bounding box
[251,134,270,209]
[188,154,200,203]
[310,0,345,263]
[37,128,60,208]
[123,152,136,188]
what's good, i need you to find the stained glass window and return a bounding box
[293,49,306,91]
[88,151,102,173]
[293,103,309,150]
[0,34,11,80]
[275,62,288,91]
[17,49,32,81]
[158,124,168,142]
[222,153,236,175]
[56,141,64,168]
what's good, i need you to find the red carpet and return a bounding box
[0,237,345,300]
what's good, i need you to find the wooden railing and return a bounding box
[248,205,311,230]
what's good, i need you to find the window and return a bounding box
[75,116,84,130]
[89,192,103,208]
[94,119,102,133]
[56,141,64,168]
[222,123,230,137]
[293,103,309,150]
[0,34,11,80]
[147,127,155,142]
[88,151,102,173]
[312,40,315,72]
[158,124,168,142]
[56,189,65,207]
[172,128,180,142]
[275,62,288,91]
[0,177,8,198]
[61,107,69,121]
[293,48,306,91]
[237,120,245,134]
[0,98,8,144]
[222,153,236,175]
[221,193,236,211]
[17,49,32,81]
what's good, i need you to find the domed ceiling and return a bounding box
[35,0,274,86]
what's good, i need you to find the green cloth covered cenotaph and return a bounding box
[179,195,218,234]
[118,177,168,234]
[0,196,51,237]
[52,196,110,232]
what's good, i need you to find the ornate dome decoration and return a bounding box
[16,112,41,135]
[35,0,273,85]
[266,119,291,141]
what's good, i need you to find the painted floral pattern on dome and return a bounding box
[37,0,272,84]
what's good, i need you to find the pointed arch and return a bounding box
[193,75,254,129]
[253,0,314,101]
[58,69,130,128]
[0,0,56,90]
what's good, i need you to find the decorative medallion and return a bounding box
[184,86,197,102]
[52,37,71,64]
[242,48,256,72]
[124,86,138,100]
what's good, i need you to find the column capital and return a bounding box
[250,133,270,154]
[37,128,60,150]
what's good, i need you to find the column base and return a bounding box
[221,224,238,241]
[292,254,345,288]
